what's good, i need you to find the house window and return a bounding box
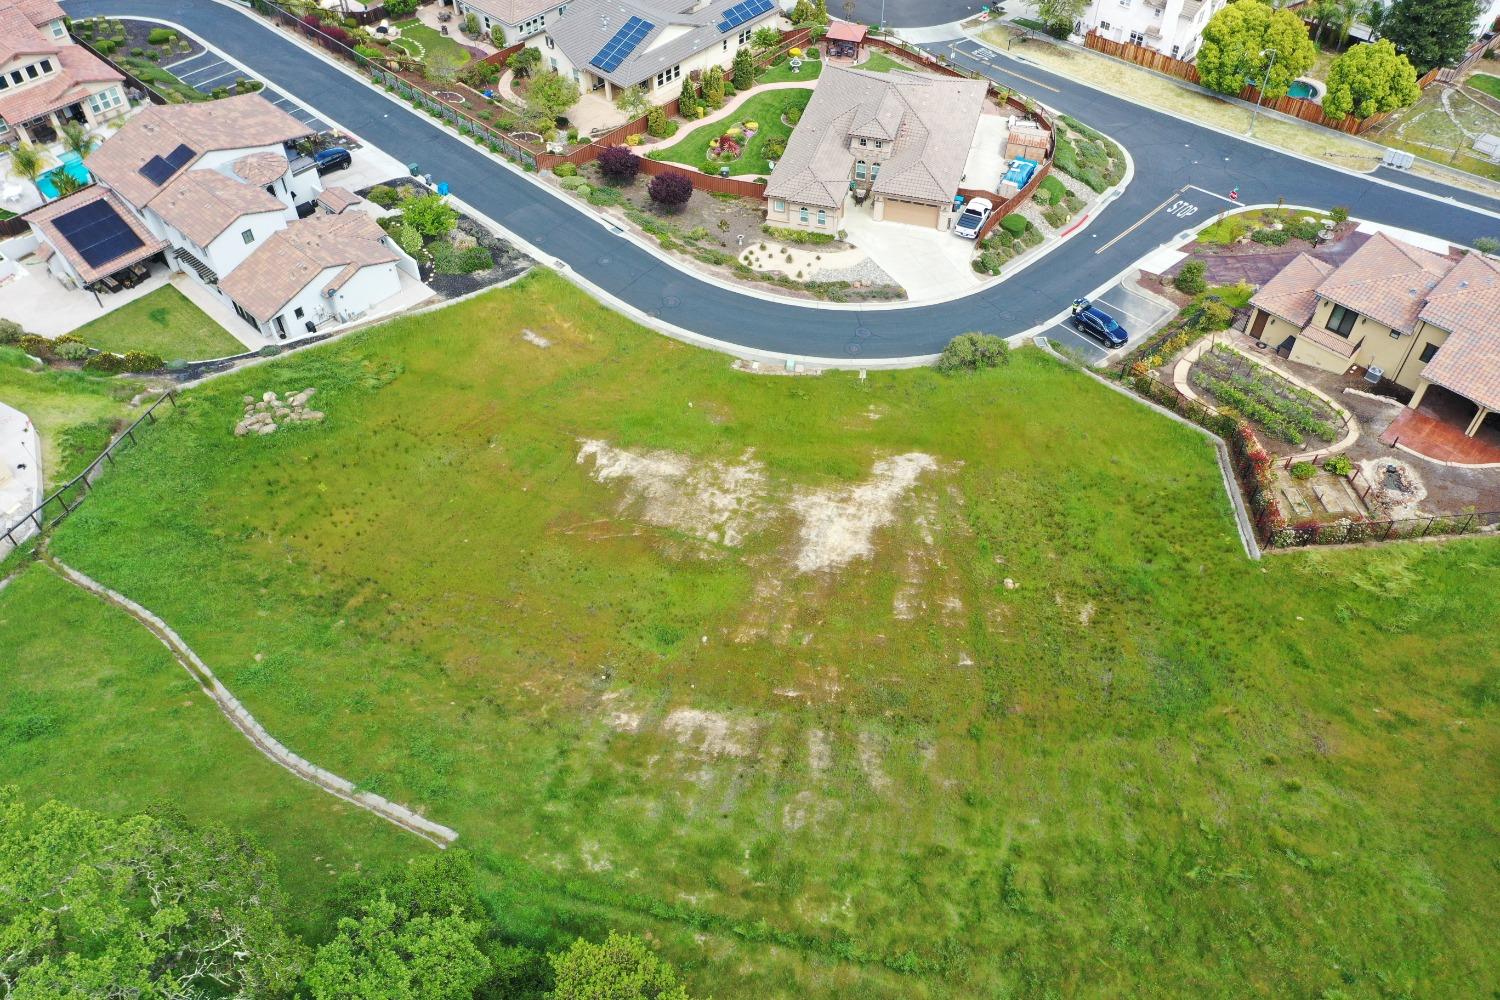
[871,162,880,178]
[1326,304,1357,338]
[655,64,680,87]
[0,75,7,90]
[854,160,867,179]
[773,199,785,211]
[1128,30,1145,44]
[1099,20,1111,30]
[817,209,826,226]
[874,139,883,149]
[559,3,569,14]
[40,59,53,74]
[26,64,40,79]
[51,20,65,37]
[88,87,122,114]
[800,207,809,223]
[241,228,255,244]
[294,306,305,319]
[858,137,868,147]
[550,57,558,71]
[1419,342,1439,363]
[10,71,23,85]
[738,26,752,44]
[723,38,729,50]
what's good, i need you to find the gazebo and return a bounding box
[825,20,868,61]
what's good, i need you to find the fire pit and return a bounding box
[433,90,466,103]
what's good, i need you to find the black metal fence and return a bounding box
[2,391,177,549]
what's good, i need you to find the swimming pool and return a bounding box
[37,151,92,200]
[1287,80,1319,100]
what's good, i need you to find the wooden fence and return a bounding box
[1082,31,1445,135]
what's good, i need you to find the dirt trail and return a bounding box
[41,547,458,848]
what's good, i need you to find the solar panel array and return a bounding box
[590,16,653,72]
[51,199,145,270]
[717,0,773,33]
[137,143,198,185]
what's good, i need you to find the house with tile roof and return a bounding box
[763,66,988,234]
[529,0,780,102]
[0,0,126,146]
[26,94,415,342]
[1249,232,1500,439]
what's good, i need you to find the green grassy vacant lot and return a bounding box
[22,270,1500,997]
[651,89,812,176]
[1366,81,1500,181]
[0,564,418,939]
[0,347,143,490]
[72,284,244,361]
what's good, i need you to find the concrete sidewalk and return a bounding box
[0,400,42,552]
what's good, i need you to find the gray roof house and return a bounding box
[764,66,988,232]
[538,0,780,96]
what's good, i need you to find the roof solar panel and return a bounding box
[52,200,144,270]
[138,155,175,185]
[590,16,653,72]
[717,0,772,32]
[164,143,196,170]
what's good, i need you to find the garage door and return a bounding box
[882,198,940,228]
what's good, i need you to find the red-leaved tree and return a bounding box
[648,171,692,210]
[597,145,640,183]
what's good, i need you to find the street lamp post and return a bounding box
[1248,47,1277,138]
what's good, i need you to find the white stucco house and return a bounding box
[450,0,569,44]
[528,0,780,102]
[1076,0,1230,61]
[24,94,414,343]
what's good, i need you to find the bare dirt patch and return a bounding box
[789,453,938,573]
[577,440,768,548]
[662,708,754,758]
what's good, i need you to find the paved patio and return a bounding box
[1381,398,1500,466]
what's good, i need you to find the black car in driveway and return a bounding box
[313,147,351,174]
[1070,298,1128,349]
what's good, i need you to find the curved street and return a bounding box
[69,0,1500,361]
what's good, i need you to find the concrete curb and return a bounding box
[1033,336,1262,560]
[43,548,459,847]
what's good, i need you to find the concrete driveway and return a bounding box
[1041,278,1176,365]
[841,203,982,302]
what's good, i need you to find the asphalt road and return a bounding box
[70,0,1499,361]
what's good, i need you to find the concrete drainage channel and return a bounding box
[163,50,331,131]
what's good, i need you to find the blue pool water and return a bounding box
[37,151,92,200]
[1287,81,1318,99]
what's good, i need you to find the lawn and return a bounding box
[0,564,420,941]
[756,51,823,84]
[1468,72,1500,101]
[650,88,812,175]
[0,346,143,490]
[1366,83,1500,182]
[71,284,244,361]
[392,18,472,69]
[853,51,912,73]
[30,269,1500,998]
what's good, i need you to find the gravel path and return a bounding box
[42,546,459,848]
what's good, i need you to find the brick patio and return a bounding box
[1381,405,1500,465]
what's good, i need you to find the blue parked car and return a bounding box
[1070,298,1128,348]
[313,147,352,174]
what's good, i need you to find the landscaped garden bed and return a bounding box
[71,17,239,104]
[1190,343,1342,448]
[1195,206,1346,250]
[648,90,813,176]
[360,178,531,298]
[1051,115,1126,193]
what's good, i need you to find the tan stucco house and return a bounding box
[1249,232,1500,437]
[0,0,127,146]
[763,66,987,235]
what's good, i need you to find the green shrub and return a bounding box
[1251,228,1291,246]
[84,351,127,373]
[55,340,91,361]
[973,250,1004,276]
[1473,236,1500,255]
[937,332,1011,373]
[1324,454,1353,476]
[1174,260,1208,295]
[576,184,596,200]
[94,39,117,55]
[1037,174,1067,206]
[401,193,458,237]
[459,246,493,272]
[1000,214,1029,237]
[646,106,676,138]
[1193,299,1234,331]
[1330,205,1349,224]
[17,335,52,358]
[395,224,424,258]
[552,162,579,177]
[122,351,164,372]
[1289,461,1317,480]
[0,318,24,344]
[368,184,402,208]
[144,50,160,62]
[1287,218,1321,241]
[147,27,175,44]
[430,240,461,274]
[761,225,836,245]
[559,175,588,190]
